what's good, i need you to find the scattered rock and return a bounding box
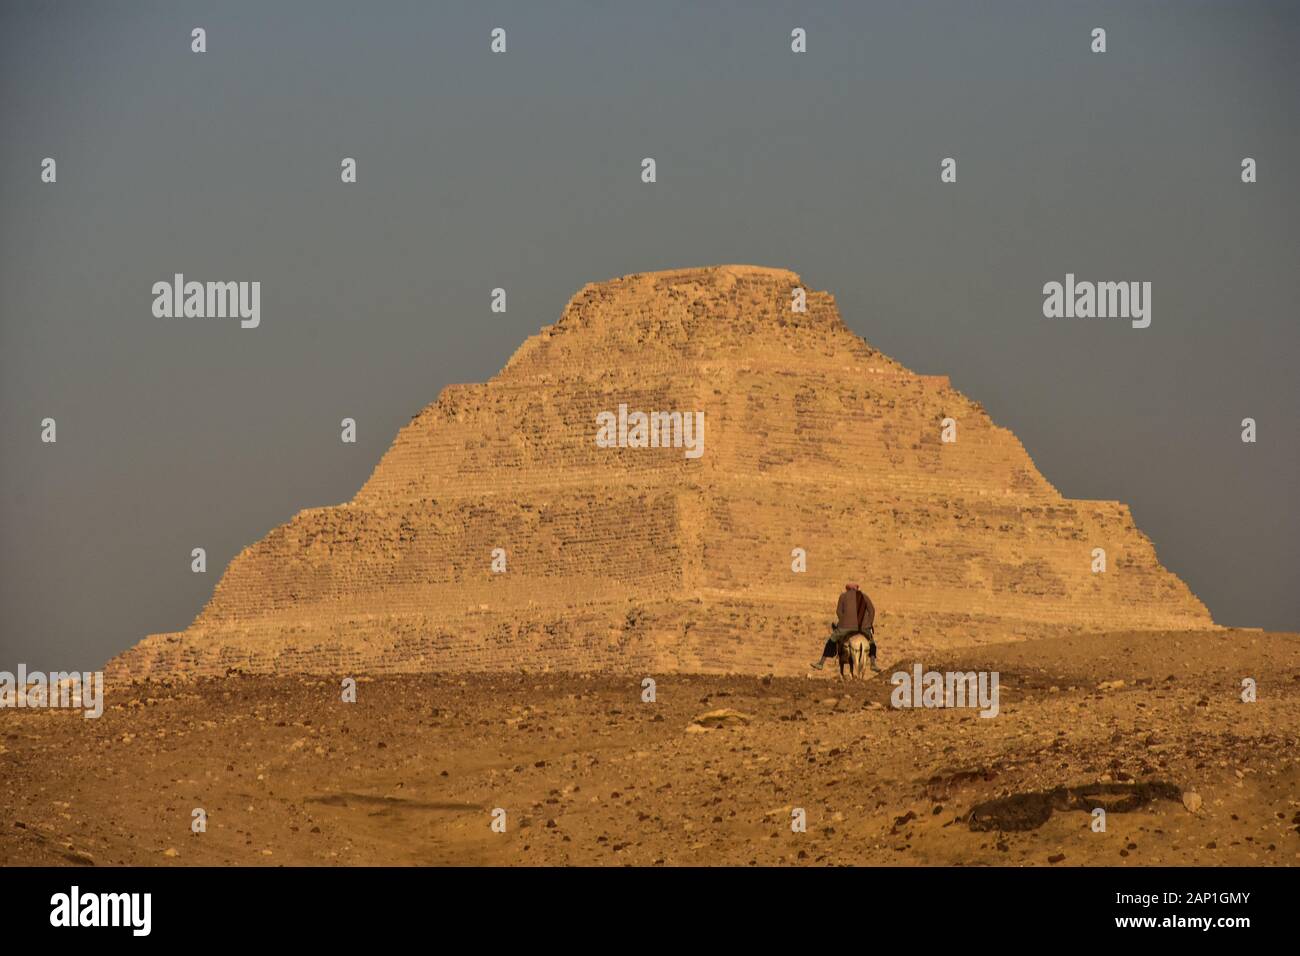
[891,810,917,834]
[688,709,753,731]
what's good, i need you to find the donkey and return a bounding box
[838,633,872,681]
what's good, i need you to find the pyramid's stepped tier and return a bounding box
[354,367,1057,502]
[110,266,1213,679]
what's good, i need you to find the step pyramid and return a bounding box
[110,265,1212,678]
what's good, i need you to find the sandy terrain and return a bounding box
[3,628,1297,867]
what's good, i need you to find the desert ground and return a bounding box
[2,628,1297,867]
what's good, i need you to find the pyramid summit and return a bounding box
[112,265,1212,679]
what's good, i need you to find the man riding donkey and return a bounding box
[810,583,878,671]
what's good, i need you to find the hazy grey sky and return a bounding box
[2,0,1296,670]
